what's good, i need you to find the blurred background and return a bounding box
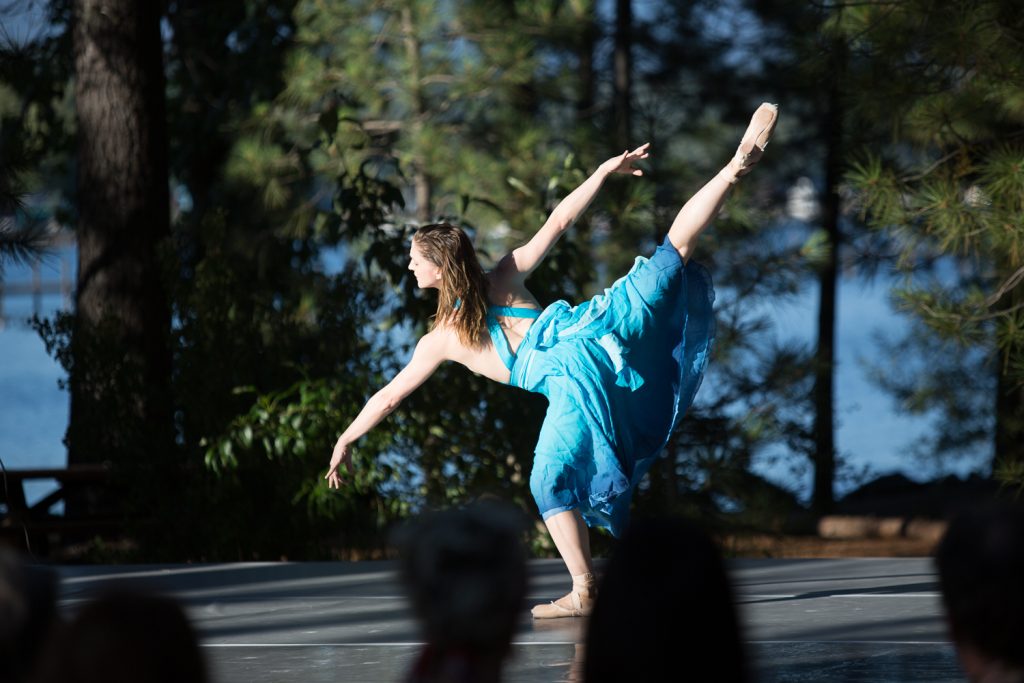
[1,0,1021,561]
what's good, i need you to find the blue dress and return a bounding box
[489,237,716,538]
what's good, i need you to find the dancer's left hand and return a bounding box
[600,143,650,176]
[325,440,353,489]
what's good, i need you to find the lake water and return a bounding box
[1,249,73,509]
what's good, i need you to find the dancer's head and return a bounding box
[935,502,1024,682]
[411,223,490,348]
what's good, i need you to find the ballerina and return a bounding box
[326,103,779,619]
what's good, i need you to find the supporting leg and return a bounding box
[544,508,593,576]
[532,509,597,619]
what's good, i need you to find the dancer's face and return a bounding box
[409,241,442,289]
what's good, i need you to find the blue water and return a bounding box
[0,321,68,485]
[0,318,68,475]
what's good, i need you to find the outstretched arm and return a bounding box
[500,143,650,279]
[325,331,446,488]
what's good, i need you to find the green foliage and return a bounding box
[995,458,1024,498]
[0,24,69,276]
[193,0,820,548]
[841,0,1024,471]
[266,0,546,224]
[10,0,865,559]
[0,217,50,278]
[150,0,599,557]
[206,376,411,519]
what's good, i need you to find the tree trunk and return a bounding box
[811,54,844,515]
[994,366,1024,469]
[401,6,432,223]
[576,6,597,126]
[70,0,172,472]
[165,1,230,225]
[613,0,632,150]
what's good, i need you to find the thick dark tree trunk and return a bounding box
[613,0,632,150]
[811,66,843,515]
[69,0,172,473]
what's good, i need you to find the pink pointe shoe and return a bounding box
[726,102,779,182]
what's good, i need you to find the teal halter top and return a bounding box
[486,305,541,372]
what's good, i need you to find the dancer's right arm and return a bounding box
[325,331,446,488]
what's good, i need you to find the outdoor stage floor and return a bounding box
[54,557,964,682]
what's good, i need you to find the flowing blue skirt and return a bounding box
[509,237,715,537]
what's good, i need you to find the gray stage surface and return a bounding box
[54,558,964,682]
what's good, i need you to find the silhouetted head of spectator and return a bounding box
[37,589,208,683]
[0,548,58,683]
[396,501,528,683]
[936,502,1024,683]
[585,517,748,683]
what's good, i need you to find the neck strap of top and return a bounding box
[488,305,541,319]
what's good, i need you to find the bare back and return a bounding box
[440,261,542,384]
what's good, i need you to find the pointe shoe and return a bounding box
[726,102,779,182]
[531,589,595,618]
[532,573,596,619]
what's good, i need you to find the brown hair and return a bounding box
[413,223,490,348]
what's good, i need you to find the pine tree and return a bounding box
[0,9,68,282]
[843,0,1024,485]
[69,0,174,477]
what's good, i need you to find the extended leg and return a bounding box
[668,103,778,263]
[532,509,597,619]
[666,170,736,263]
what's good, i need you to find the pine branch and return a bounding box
[915,294,1024,326]
[984,264,1024,309]
[899,150,960,183]
[0,216,51,277]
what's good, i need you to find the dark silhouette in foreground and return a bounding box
[37,589,208,683]
[585,517,749,682]
[0,548,58,683]
[936,503,1024,683]
[396,502,528,683]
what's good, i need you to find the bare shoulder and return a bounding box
[416,327,454,360]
